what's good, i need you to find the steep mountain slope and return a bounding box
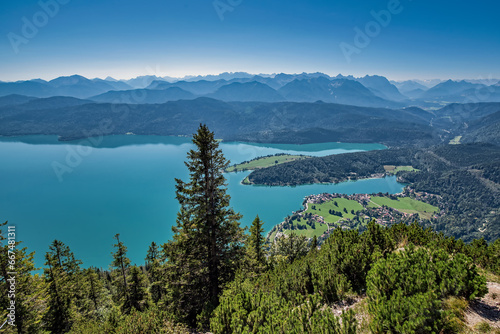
[392,80,428,94]
[46,75,118,98]
[356,75,407,101]
[420,80,483,100]
[278,77,402,108]
[461,110,500,145]
[122,75,167,88]
[431,102,500,131]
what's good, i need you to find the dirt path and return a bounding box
[466,282,500,329]
[368,200,381,208]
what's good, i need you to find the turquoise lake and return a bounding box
[0,135,403,270]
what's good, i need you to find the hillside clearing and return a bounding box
[368,196,439,219]
[305,198,364,224]
[226,154,310,172]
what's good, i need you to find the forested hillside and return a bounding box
[462,110,500,146]
[248,144,500,242]
[1,94,499,146]
[0,97,437,146]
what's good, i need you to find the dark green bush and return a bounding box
[366,245,487,333]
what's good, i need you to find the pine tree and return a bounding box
[145,241,161,283]
[270,232,309,264]
[125,266,150,312]
[310,235,318,253]
[245,215,266,275]
[163,124,245,326]
[80,268,112,320]
[145,242,164,304]
[44,240,83,333]
[110,234,131,312]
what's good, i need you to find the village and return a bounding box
[268,188,442,243]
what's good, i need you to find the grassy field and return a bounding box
[282,222,329,238]
[226,154,310,172]
[368,196,438,219]
[449,136,462,145]
[384,165,419,174]
[304,198,364,224]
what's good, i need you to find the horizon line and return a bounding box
[1,72,498,84]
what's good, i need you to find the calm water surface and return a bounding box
[0,135,402,269]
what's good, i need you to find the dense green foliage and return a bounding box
[68,307,190,334]
[0,205,498,333]
[248,148,415,185]
[367,246,486,333]
[248,143,500,186]
[243,216,267,275]
[210,221,492,334]
[462,109,500,146]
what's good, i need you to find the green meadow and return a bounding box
[304,198,364,224]
[226,154,310,172]
[383,165,419,174]
[368,196,439,219]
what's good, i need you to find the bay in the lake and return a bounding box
[0,135,403,269]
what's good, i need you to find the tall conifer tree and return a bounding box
[245,215,266,275]
[163,124,245,326]
[110,234,131,312]
[44,240,82,333]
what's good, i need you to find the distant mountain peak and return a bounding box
[208,81,284,102]
[49,74,90,87]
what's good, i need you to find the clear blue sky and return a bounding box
[1,0,499,81]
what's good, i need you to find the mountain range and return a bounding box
[1,92,499,147]
[1,73,499,109]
